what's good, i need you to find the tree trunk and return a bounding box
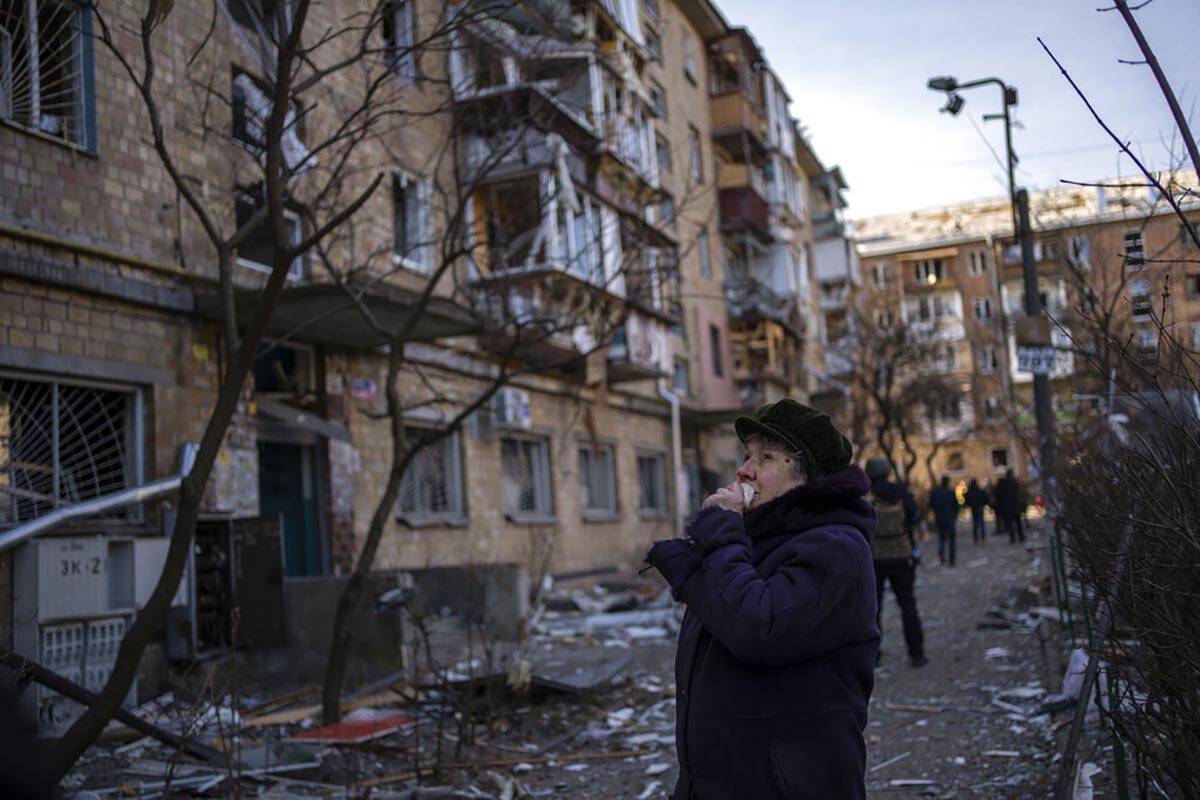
[48,255,294,781]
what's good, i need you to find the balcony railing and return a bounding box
[719,187,773,241]
[709,92,769,162]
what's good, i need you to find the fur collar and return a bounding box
[743,466,872,542]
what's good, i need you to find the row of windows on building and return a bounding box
[397,429,672,525]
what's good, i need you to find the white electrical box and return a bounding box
[494,387,532,428]
[13,537,137,727]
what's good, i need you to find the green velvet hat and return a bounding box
[734,399,852,478]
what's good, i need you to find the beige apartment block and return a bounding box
[850,173,1200,488]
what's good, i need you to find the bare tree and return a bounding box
[834,304,964,485]
[43,0,464,777]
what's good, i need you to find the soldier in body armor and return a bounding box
[865,457,928,667]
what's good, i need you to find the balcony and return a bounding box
[728,318,799,388]
[463,129,588,188]
[709,92,770,164]
[725,277,800,335]
[607,312,672,383]
[818,281,848,312]
[719,186,773,243]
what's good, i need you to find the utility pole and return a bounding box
[1016,189,1058,506]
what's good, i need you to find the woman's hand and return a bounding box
[702,481,745,513]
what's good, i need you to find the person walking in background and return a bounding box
[928,475,961,566]
[865,458,928,668]
[993,469,1025,544]
[965,478,989,543]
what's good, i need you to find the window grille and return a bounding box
[0,375,141,528]
[578,445,616,514]
[501,436,553,516]
[0,0,93,149]
[398,428,463,520]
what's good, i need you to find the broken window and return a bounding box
[0,0,94,149]
[972,296,992,321]
[230,71,313,171]
[398,428,464,521]
[637,453,666,513]
[990,448,1009,470]
[871,262,891,289]
[655,131,671,176]
[382,0,417,84]
[673,358,689,396]
[978,346,997,374]
[709,323,723,377]
[235,187,304,279]
[393,172,433,272]
[501,436,553,517]
[698,225,712,278]
[688,124,703,183]
[1129,277,1152,320]
[1068,234,1091,270]
[913,258,944,285]
[967,251,987,277]
[946,451,965,473]
[639,27,660,63]
[1123,229,1146,270]
[0,376,142,527]
[650,81,667,118]
[682,30,696,82]
[578,444,616,516]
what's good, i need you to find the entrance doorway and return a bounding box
[258,442,322,576]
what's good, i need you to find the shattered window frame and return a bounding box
[382,0,418,85]
[501,435,555,520]
[234,186,305,280]
[393,170,434,273]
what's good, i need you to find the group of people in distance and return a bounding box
[928,468,1033,567]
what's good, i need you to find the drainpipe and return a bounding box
[657,379,685,538]
[0,443,198,553]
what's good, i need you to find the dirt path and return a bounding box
[867,519,1056,797]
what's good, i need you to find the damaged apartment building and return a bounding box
[0,0,853,723]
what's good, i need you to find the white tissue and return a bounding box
[740,483,755,505]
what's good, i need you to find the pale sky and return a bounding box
[716,0,1200,219]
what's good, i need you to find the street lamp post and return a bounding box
[926,74,1058,509]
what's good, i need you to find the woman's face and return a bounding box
[736,439,805,509]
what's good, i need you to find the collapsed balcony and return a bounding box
[451,2,660,196]
[467,169,679,375]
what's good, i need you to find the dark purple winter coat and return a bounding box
[646,466,880,799]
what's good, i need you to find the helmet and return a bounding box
[864,457,891,480]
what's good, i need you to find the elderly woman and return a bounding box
[645,399,879,799]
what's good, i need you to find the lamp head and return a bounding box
[927,76,958,92]
[939,92,965,116]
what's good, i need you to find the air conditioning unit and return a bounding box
[13,537,139,727]
[493,387,532,429]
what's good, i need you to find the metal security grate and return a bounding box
[0,376,140,528]
[0,0,87,146]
